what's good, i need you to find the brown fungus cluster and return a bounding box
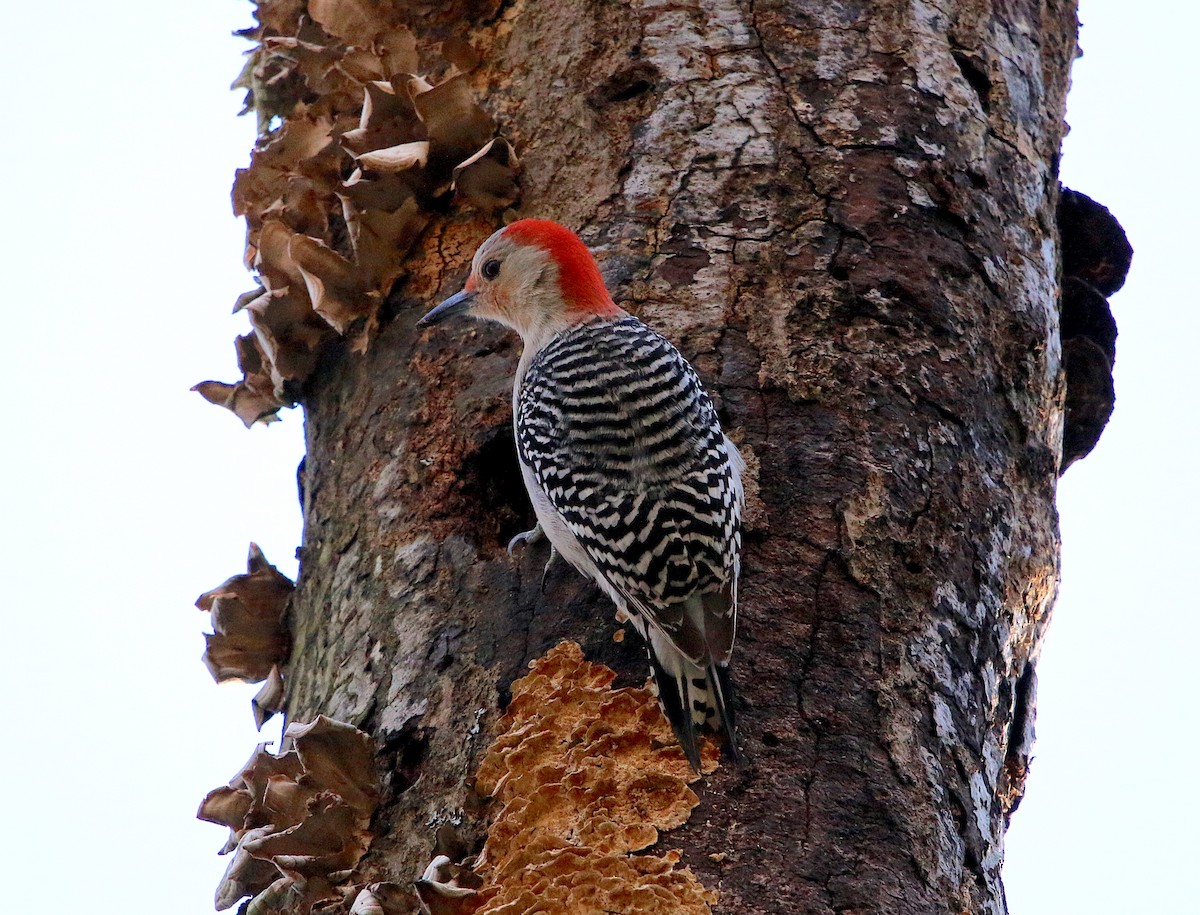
[1056,187,1132,471]
[196,0,520,427]
[196,543,294,727]
[459,641,718,914]
[349,881,420,915]
[198,716,381,914]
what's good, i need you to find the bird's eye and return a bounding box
[482,259,501,280]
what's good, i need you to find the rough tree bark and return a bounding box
[223,0,1083,912]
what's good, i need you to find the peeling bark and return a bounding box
[267,0,1079,912]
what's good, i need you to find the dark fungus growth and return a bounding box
[1056,186,1131,472]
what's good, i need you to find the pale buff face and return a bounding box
[419,221,618,344]
[461,229,568,338]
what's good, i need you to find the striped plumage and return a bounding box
[516,315,743,766]
[418,220,743,769]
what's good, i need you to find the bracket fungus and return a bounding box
[373,642,721,914]
[413,855,484,915]
[1058,187,1134,298]
[463,641,719,914]
[196,543,293,727]
[253,664,288,730]
[198,716,381,913]
[1056,187,1132,471]
[349,881,417,915]
[197,543,294,684]
[197,1,521,426]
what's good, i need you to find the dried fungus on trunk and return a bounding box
[195,0,521,427]
[196,543,293,690]
[197,716,380,913]
[187,0,1133,913]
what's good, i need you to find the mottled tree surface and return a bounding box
[275,0,1078,912]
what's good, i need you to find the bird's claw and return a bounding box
[507,524,544,556]
[540,546,560,593]
[506,524,557,592]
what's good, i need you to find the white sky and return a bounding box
[0,1,1192,912]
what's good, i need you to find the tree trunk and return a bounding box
[226,0,1079,912]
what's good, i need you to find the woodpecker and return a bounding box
[418,219,744,769]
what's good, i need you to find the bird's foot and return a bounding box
[507,523,544,556]
[540,545,560,593]
[506,524,558,592]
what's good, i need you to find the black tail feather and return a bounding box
[645,645,740,771]
[645,647,703,771]
[708,660,740,762]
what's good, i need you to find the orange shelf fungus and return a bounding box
[467,641,718,914]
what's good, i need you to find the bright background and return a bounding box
[0,1,1191,912]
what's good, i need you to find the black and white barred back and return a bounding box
[516,315,742,766]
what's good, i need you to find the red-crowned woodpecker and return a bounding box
[419,220,744,768]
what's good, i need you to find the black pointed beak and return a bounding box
[418,289,476,327]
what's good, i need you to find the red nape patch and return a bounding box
[504,220,621,317]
